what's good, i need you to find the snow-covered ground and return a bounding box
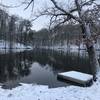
[41,43,100,51]
[40,43,100,59]
[0,74,100,100]
[0,40,33,53]
[0,41,100,100]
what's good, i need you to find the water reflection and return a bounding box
[0,49,92,88]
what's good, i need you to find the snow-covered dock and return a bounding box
[57,71,93,86]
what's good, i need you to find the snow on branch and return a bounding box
[50,0,80,21]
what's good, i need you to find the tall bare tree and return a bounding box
[25,0,100,79]
[8,15,17,49]
[1,0,100,79]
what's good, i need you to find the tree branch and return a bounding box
[50,0,80,22]
[24,0,34,10]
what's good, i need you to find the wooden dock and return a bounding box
[57,71,93,86]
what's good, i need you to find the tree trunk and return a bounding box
[86,43,100,79]
[81,23,100,79]
[75,0,100,80]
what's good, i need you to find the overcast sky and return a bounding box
[1,0,100,31]
[0,0,50,31]
[0,0,69,31]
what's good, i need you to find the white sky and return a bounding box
[1,0,100,31]
[0,0,50,31]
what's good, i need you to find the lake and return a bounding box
[0,49,92,89]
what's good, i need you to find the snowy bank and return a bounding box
[40,43,100,59]
[41,43,100,51]
[0,40,33,53]
[0,74,100,100]
[40,44,86,53]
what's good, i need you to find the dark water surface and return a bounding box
[0,49,91,89]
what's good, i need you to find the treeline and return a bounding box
[30,25,82,47]
[0,8,51,47]
[0,8,32,47]
[0,8,100,48]
[31,23,100,47]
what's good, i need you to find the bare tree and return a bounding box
[2,0,100,79]
[27,0,100,79]
[8,15,17,49]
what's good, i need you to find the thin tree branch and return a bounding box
[50,0,80,22]
[24,0,34,10]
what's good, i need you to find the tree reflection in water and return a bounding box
[0,49,91,88]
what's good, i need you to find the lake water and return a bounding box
[0,49,92,89]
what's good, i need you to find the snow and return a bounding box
[0,75,100,100]
[40,42,100,52]
[40,43,100,59]
[0,40,33,53]
[0,40,100,100]
[40,43,86,52]
[58,71,93,83]
[85,23,91,38]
